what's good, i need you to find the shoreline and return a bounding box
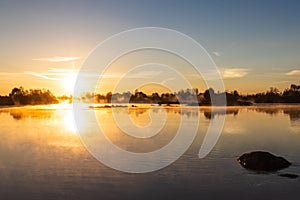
[2,102,300,110]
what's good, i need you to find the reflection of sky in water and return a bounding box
[288,117,300,133]
[0,105,300,199]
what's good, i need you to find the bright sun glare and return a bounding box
[63,110,77,133]
[60,73,77,95]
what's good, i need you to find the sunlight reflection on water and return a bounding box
[0,104,300,200]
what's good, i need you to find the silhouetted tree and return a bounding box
[87,83,300,105]
[9,87,58,105]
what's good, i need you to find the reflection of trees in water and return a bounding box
[112,106,200,118]
[203,109,238,120]
[173,108,199,118]
[11,112,23,120]
[254,108,280,115]
[126,107,199,118]
[0,109,54,120]
[123,106,239,119]
[250,107,300,122]
[283,109,300,121]
[128,108,151,117]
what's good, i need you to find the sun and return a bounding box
[60,73,77,95]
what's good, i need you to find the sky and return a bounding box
[0,0,299,95]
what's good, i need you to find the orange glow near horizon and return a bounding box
[60,73,77,95]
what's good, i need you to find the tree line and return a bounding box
[0,87,58,106]
[85,84,300,106]
[1,84,300,106]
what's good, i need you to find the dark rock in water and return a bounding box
[279,173,298,179]
[237,151,291,171]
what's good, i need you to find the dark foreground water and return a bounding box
[0,104,299,200]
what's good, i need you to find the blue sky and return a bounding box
[0,0,299,95]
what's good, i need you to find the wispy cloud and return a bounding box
[25,68,78,80]
[25,68,118,80]
[161,77,176,85]
[212,51,221,57]
[222,68,251,78]
[32,56,82,62]
[286,69,300,76]
[25,71,59,80]
[123,70,162,79]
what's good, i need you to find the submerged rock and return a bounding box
[279,173,299,179]
[237,151,291,171]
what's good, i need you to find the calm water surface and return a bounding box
[0,104,300,200]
